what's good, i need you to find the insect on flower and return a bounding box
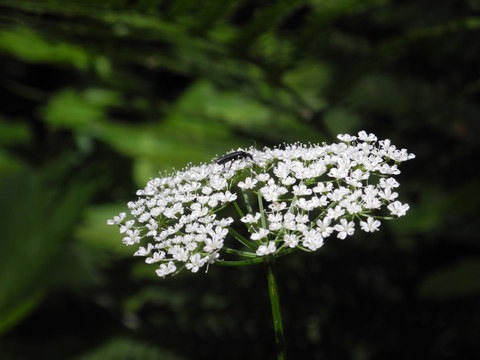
[216,150,253,166]
[108,131,415,278]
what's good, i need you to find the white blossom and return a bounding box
[327,205,345,220]
[146,251,165,264]
[119,220,135,234]
[337,134,357,142]
[302,229,324,251]
[292,183,312,196]
[122,229,141,245]
[256,241,277,256]
[284,234,299,248]
[185,254,206,273]
[241,213,262,224]
[238,177,258,189]
[203,237,224,253]
[134,243,154,256]
[107,212,126,225]
[335,219,355,240]
[251,228,269,240]
[357,131,377,142]
[388,201,410,217]
[378,187,398,201]
[316,218,334,238]
[360,217,381,232]
[156,261,176,277]
[108,131,414,278]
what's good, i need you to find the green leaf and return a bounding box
[282,62,330,110]
[0,119,32,146]
[0,27,90,69]
[173,79,325,144]
[0,165,97,333]
[43,88,119,128]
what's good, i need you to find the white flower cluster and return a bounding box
[108,131,414,277]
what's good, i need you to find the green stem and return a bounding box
[264,257,287,360]
[216,258,265,266]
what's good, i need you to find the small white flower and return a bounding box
[328,167,348,179]
[302,229,324,251]
[268,213,283,223]
[274,162,291,179]
[238,177,258,189]
[360,217,381,232]
[210,225,228,239]
[146,219,158,237]
[210,175,228,190]
[122,229,141,245]
[131,205,145,217]
[241,213,262,224]
[328,187,350,202]
[292,183,312,196]
[256,241,277,256]
[378,187,398,201]
[107,212,126,225]
[327,205,345,220]
[207,197,219,208]
[219,191,237,203]
[190,203,208,219]
[283,213,297,231]
[363,195,382,209]
[257,173,270,182]
[268,222,283,231]
[164,203,184,219]
[316,218,334,238]
[388,201,410,217]
[156,261,176,277]
[203,237,224,253]
[281,176,297,185]
[215,217,234,227]
[312,182,333,194]
[295,214,309,224]
[344,201,363,214]
[146,251,165,264]
[379,177,400,188]
[334,219,355,240]
[251,228,269,240]
[284,234,298,248]
[138,212,151,223]
[296,198,316,211]
[186,254,206,273]
[134,243,154,256]
[337,134,357,142]
[357,131,377,142]
[269,202,287,212]
[119,220,135,234]
[259,182,288,202]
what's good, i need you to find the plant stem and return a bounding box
[264,257,287,360]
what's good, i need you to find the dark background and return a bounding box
[0,1,479,359]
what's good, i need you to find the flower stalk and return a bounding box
[265,257,287,360]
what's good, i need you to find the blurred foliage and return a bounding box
[0,0,479,359]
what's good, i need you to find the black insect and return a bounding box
[216,150,253,166]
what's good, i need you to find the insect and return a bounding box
[216,150,253,166]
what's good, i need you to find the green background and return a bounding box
[0,0,479,359]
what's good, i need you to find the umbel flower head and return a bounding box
[108,131,415,277]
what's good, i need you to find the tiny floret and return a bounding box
[360,217,381,232]
[108,131,414,277]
